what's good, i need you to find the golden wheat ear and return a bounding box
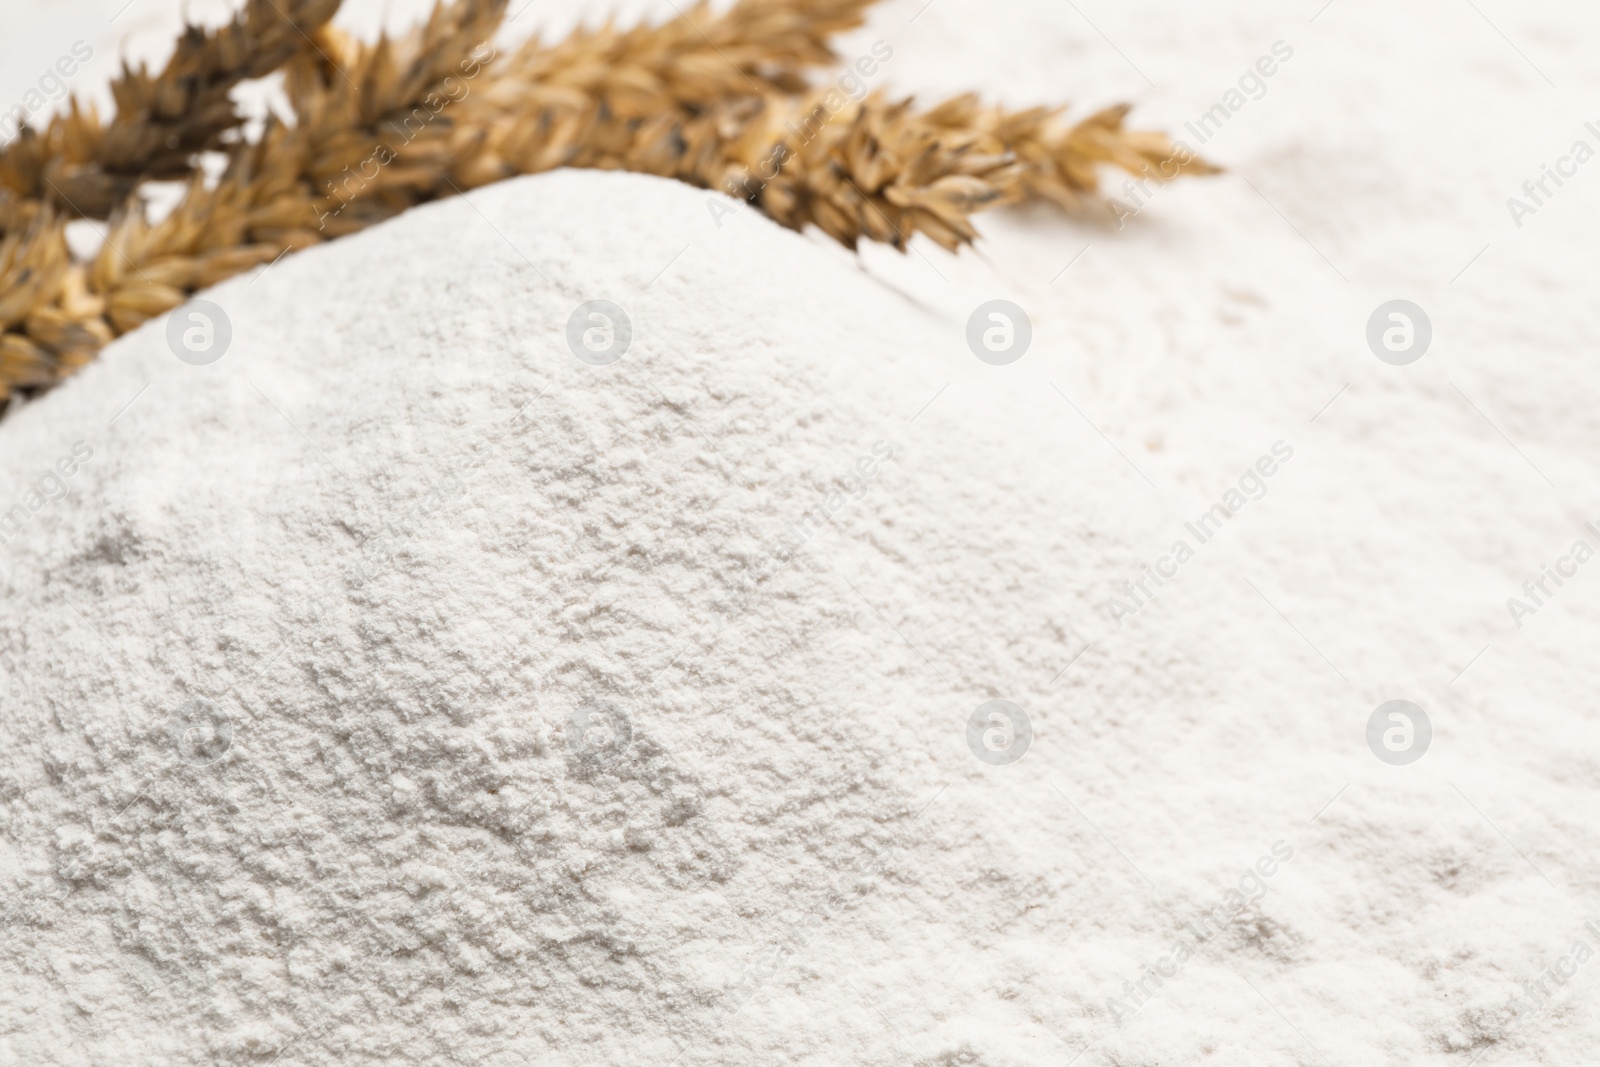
[0,0,1215,405]
[607,88,1216,252]
[0,0,343,227]
[0,0,887,399]
[433,0,880,195]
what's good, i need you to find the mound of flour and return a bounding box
[0,169,1144,1065]
[2,164,1597,1067]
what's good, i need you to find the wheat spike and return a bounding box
[0,0,880,400]
[733,91,1220,250]
[499,83,1215,251]
[0,0,341,227]
[0,0,1213,405]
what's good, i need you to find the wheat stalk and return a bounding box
[0,0,880,398]
[606,89,1217,252]
[0,0,342,387]
[0,0,341,229]
[445,0,873,184]
[0,0,1213,404]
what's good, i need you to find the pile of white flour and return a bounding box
[4,2,1600,1053]
[0,169,1160,1065]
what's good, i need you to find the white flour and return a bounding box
[0,169,1155,1065]
[4,0,1600,1064]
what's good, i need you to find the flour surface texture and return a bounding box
[0,170,1119,1065]
[1,165,1597,1067]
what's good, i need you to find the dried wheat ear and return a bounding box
[0,0,1214,402]
[0,0,341,231]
